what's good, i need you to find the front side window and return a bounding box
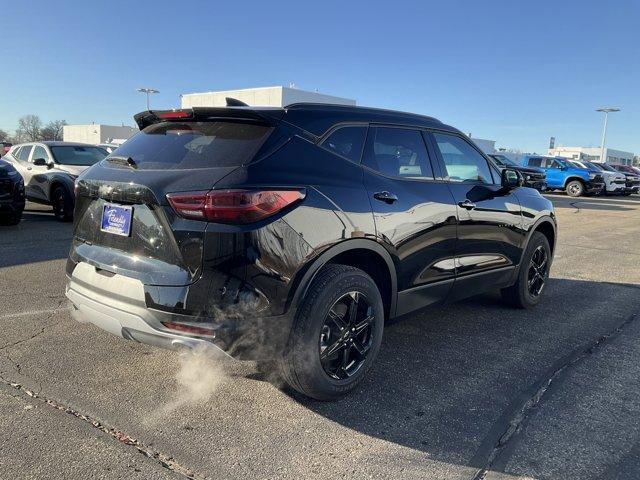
[32,145,50,163]
[320,126,367,163]
[432,133,493,183]
[16,146,32,162]
[50,146,108,166]
[363,127,434,179]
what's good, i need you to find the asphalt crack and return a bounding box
[0,378,206,480]
[471,313,638,480]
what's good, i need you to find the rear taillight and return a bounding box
[166,189,305,224]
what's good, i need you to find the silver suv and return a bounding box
[5,142,108,221]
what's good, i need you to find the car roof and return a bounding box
[137,103,461,138]
[280,103,457,137]
[12,141,100,148]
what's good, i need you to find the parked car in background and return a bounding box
[0,158,25,225]
[610,164,640,176]
[599,163,640,195]
[4,141,108,221]
[489,154,546,190]
[66,103,556,400]
[523,155,604,197]
[567,160,626,195]
[1,141,12,156]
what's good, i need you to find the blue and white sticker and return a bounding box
[101,204,133,237]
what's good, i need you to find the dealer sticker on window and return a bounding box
[101,204,133,237]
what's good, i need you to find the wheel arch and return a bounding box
[48,175,74,202]
[525,216,557,257]
[287,239,398,321]
[563,176,587,188]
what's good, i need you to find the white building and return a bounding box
[63,124,138,145]
[468,136,496,154]
[548,146,634,165]
[181,86,356,109]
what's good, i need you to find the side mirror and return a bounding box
[32,157,47,166]
[501,168,523,189]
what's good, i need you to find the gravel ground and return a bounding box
[0,194,638,480]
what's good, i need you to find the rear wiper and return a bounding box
[106,155,137,169]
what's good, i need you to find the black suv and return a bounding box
[0,158,25,225]
[66,103,556,400]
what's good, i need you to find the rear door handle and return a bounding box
[373,191,398,204]
[458,200,476,210]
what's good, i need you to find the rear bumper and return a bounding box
[66,262,291,359]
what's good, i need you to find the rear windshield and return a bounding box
[51,146,108,166]
[109,121,272,170]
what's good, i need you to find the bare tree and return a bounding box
[0,128,10,141]
[15,115,43,142]
[41,120,67,141]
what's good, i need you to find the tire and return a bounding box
[52,186,74,222]
[622,192,632,196]
[501,231,551,309]
[279,264,385,401]
[565,180,585,197]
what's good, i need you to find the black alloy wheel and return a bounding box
[279,264,384,401]
[501,231,551,309]
[52,187,73,222]
[527,245,548,297]
[319,291,374,380]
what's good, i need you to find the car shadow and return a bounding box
[274,277,640,477]
[0,206,73,268]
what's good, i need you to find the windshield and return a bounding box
[601,163,617,172]
[584,161,603,171]
[51,146,108,166]
[110,121,272,170]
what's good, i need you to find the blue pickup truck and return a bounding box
[522,155,605,197]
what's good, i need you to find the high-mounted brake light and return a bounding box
[166,189,305,224]
[157,111,192,120]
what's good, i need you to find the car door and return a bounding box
[12,145,36,198]
[362,126,458,316]
[28,144,53,201]
[427,131,525,301]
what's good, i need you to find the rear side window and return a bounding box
[432,133,494,184]
[320,126,367,163]
[364,127,434,179]
[527,157,543,167]
[111,121,272,170]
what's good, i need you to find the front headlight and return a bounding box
[588,173,597,179]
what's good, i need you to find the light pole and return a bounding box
[596,107,620,163]
[137,88,159,110]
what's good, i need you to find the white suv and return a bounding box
[4,142,108,221]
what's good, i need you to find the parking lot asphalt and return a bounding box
[0,194,639,480]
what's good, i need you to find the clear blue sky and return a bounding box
[1,0,638,154]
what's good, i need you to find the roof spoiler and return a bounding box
[134,106,284,130]
[226,97,248,107]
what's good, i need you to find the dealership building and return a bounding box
[181,86,356,109]
[63,124,138,145]
[548,146,635,165]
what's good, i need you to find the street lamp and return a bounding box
[596,107,620,163]
[137,88,159,110]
